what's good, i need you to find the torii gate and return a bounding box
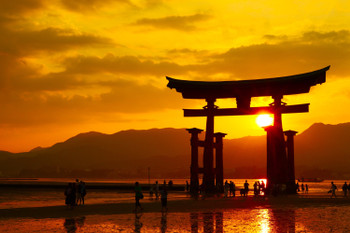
[166,66,330,194]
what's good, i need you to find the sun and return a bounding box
[256,114,274,128]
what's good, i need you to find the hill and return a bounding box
[0,123,349,179]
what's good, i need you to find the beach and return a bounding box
[1,179,350,232]
[1,195,350,232]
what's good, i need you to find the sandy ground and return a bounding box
[1,194,350,219]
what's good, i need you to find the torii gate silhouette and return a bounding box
[166,66,330,194]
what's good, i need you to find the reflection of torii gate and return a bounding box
[166,66,330,194]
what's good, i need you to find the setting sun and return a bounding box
[256,114,274,128]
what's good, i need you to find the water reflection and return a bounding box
[190,212,223,233]
[270,209,296,232]
[189,208,296,232]
[134,212,143,233]
[63,216,85,233]
[161,212,167,233]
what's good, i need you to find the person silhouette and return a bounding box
[134,182,143,212]
[342,182,348,197]
[330,181,337,198]
[244,180,249,196]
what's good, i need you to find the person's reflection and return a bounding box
[161,212,167,233]
[134,212,143,233]
[271,209,296,233]
[64,217,85,233]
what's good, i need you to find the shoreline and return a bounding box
[1,195,350,219]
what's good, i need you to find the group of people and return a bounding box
[64,179,87,207]
[223,180,236,197]
[135,180,169,212]
[223,180,266,197]
[296,182,309,193]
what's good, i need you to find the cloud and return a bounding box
[60,0,133,12]
[0,0,45,16]
[134,14,211,31]
[188,30,350,79]
[63,54,187,76]
[0,78,190,127]
[0,27,113,56]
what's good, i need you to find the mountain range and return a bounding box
[0,122,349,179]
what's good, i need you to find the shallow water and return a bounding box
[1,205,350,232]
[0,179,347,209]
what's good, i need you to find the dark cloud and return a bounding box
[189,30,350,79]
[60,0,133,12]
[134,14,211,31]
[0,27,113,56]
[0,78,190,127]
[0,0,45,16]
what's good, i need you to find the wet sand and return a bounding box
[1,194,350,219]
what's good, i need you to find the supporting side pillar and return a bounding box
[203,98,216,193]
[187,128,203,194]
[284,130,297,194]
[214,132,226,193]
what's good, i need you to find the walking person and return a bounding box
[134,182,144,212]
[342,182,348,197]
[330,181,338,198]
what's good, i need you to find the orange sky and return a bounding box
[1,0,350,152]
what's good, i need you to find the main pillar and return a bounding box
[203,98,216,192]
[187,128,203,194]
[214,132,226,193]
[271,95,288,192]
[284,130,297,194]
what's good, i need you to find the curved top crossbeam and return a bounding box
[166,66,330,99]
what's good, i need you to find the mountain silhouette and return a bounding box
[0,123,349,179]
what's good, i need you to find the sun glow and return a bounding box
[256,114,274,128]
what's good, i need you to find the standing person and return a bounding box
[229,181,234,197]
[80,181,86,205]
[155,181,159,200]
[342,182,348,197]
[254,182,259,196]
[244,180,249,196]
[301,183,305,193]
[305,184,309,194]
[160,185,168,212]
[64,183,73,207]
[330,181,337,198]
[231,181,236,197]
[296,182,300,192]
[261,181,266,195]
[134,182,143,212]
[224,181,229,198]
